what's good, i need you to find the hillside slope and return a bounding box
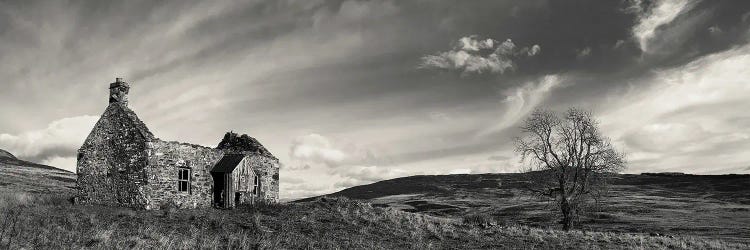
[300,173,750,243]
[0,149,15,159]
[0,149,76,194]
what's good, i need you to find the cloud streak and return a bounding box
[480,74,564,135]
[630,0,696,53]
[419,35,541,75]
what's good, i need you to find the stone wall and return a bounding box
[76,104,153,208]
[237,153,280,203]
[144,140,223,209]
[228,154,279,204]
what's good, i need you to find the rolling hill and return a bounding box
[0,149,15,159]
[299,172,750,244]
[0,148,76,194]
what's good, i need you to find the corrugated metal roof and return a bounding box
[211,154,245,173]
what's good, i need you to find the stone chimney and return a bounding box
[109,77,130,106]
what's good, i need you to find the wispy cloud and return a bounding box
[419,35,541,75]
[629,0,696,53]
[576,47,592,59]
[526,44,542,56]
[480,75,564,135]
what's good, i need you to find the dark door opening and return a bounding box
[235,192,241,205]
[212,172,225,207]
[211,154,243,208]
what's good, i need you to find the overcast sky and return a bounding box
[1,0,749,199]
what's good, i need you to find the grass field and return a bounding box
[302,173,750,244]
[2,155,749,249]
[1,192,748,249]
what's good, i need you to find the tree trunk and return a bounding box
[560,198,573,231]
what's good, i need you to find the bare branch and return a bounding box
[514,107,627,231]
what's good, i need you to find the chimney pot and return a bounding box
[109,77,129,105]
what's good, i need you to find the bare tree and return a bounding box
[515,108,625,231]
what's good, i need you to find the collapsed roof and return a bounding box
[216,132,275,158]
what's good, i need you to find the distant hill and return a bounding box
[300,173,750,244]
[0,148,16,159]
[0,148,76,194]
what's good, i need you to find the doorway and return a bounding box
[211,154,244,208]
[212,172,224,207]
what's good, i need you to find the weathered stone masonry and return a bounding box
[76,103,152,208]
[144,140,223,209]
[76,78,279,210]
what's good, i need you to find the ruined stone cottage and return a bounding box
[76,78,279,210]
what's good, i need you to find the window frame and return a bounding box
[177,167,191,193]
[252,174,260,195]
